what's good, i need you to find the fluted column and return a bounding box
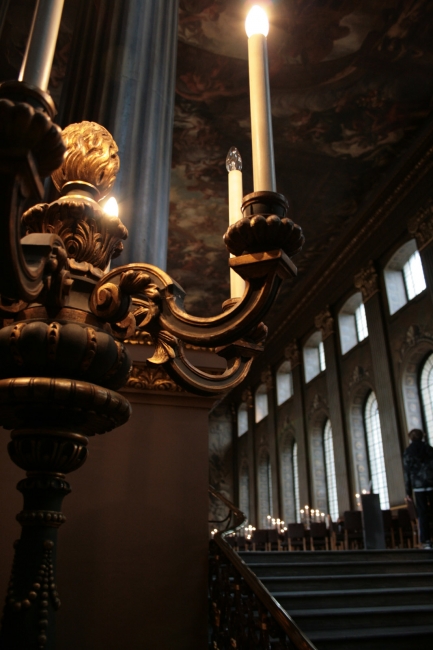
[315,307,351,513]
[408,200,433,303]
[285,341,310,508]
[354,262,405,504]
[111,0,178,268]
[59,0,178,269]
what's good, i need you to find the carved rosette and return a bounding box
[354,261,379,303]
[314,307,333,341]
[284,340,300,369]
[408,200,433,251]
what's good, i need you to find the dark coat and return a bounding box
[403,439,433,496]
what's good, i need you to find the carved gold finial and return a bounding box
[51,121,120,198]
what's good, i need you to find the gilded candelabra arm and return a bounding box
[0,95,67,303]
[90,190,303,352]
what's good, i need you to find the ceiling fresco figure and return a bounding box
[168,0,433,318]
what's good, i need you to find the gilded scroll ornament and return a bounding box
[354,261,378,302]
[314,307,333,340]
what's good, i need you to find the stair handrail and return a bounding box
[209,485,318,650]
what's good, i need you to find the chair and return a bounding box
[251,529,268,551]
[382,510,396,549]
[398,507,418,548]
[327,515,344,550]
[406,499,421,544]
[344,510,364,549]
[286,523,307,551]
[267,528,281,551]
[310,522,329,550]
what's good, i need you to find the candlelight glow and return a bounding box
[245,5,269,38]
[103,196,119,218]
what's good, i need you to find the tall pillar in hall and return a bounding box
[314,307,351,513]
[408,200,433,302]
[354,262,405,505]
[261,366,281,518]
[59,0,179,269]
[285,341,310,508]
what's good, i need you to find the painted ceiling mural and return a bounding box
[168,0,433,323]
[1,1,433,331]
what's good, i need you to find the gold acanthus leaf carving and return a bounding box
[147,331,179,365]
[22,199,128,270]
[51,121,120,198]
[127,365,183,392]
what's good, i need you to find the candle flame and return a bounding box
[103,196,119,218]
[245,5,269,38]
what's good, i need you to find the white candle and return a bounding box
[19,0,65,91]
[245,5,276,192]
[226,147,246,299]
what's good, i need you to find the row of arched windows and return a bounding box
[240,354,433,524]
[238,239,430,522]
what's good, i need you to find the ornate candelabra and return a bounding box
[0,7,304,650]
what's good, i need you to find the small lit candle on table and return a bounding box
[245,5,276,192]
[226,146,245,299]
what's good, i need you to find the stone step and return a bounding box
[246,559,433,577]
[290,604,433,633]
[306,625,433,650]
[238,549,432,564]
[273,586,433,610]
[260,571,433,591]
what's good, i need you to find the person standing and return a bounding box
[403,429,433,549]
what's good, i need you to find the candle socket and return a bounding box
[223,190,304,261]
[0,80,57,119]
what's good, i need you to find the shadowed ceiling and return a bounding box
[168,0,433,328]
[1,0,433,334]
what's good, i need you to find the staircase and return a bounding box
[238,549,433,649]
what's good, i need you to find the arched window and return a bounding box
[303,331,326,383]
[276,361,293,405]
[237,403,248,437]
[255,384,268,423]
[420,353,433,445]
[239,463,250,520]
[323,420,339,521]
[384,240,426,315]
[364,392,389,509]
[338,292,368,354]
[258,452,273,527]
[292,441,301,523]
